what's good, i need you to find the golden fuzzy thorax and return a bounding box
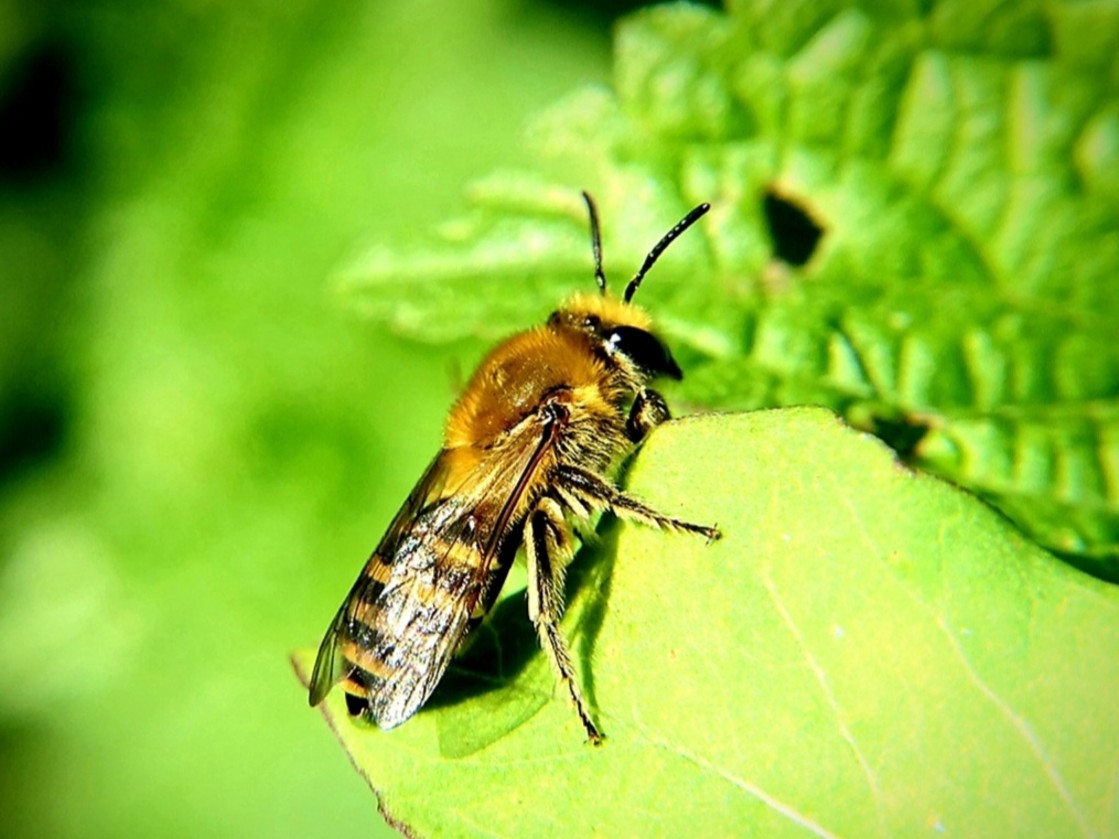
[443,294,654,453]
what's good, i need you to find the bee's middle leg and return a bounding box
[525,497,603,745]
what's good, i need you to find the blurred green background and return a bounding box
[0,0,627,834]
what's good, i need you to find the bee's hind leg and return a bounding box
[525,497,604,745]
[555,465,720,541]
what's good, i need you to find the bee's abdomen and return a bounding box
[337,511,513,729]
[339,601,457,729]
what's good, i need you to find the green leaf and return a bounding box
[295,408,1119,837]
[337,0,1119,572]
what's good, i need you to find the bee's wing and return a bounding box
[356,499,485,727]
[308,454,451,707]
[366,420,564,728]
[310,415,560,728]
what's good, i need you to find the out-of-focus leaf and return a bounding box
[296,408,1119,837]
[0,1,612,837]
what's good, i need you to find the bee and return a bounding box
[308,192,720,744]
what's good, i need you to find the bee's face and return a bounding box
[548,293,682,381]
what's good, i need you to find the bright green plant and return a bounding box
[302,1,1119,834]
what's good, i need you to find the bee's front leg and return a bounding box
[524,497,604,745]
[555,465,721,541]
[626,388,670,443]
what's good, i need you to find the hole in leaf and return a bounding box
[869,414,929,460]
[763,189,823,266]
[0,42,77,182]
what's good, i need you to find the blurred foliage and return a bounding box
[0,0,613,836]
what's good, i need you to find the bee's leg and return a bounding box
[626,388,670,443]
[525,497,604,745]
[555,465,721,541]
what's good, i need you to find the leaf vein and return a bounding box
[934,616,1097,839]
[841,486,1097,837]
[761,573,888,837]
[635,726,841,839]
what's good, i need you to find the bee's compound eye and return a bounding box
[606,326,683,380]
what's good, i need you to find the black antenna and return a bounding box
[581,191,607,294]
[623,202,710,303]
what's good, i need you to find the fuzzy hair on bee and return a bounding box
[308,192,720,744]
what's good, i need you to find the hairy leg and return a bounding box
[524,497,603,744]
[555,465,721,541]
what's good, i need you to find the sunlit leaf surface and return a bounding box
[297,408,1119,837]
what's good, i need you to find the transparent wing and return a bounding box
[308,453,451,707]
[308,412,562,726]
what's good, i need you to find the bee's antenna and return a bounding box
[582,191,608,295]
[623,202,710,303]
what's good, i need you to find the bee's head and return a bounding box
[546,193,709,381]
[549,293,681,380]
